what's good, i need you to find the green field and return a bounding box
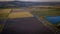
[31,8,60,16]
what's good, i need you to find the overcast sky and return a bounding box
[0,0,60,2]
[19,0,60,2]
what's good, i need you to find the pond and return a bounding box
[45,16,60,25]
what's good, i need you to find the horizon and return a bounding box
[0,0,60,2]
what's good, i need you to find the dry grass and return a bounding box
[8,12,33,18]
[0,9,11,14]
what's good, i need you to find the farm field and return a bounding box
[0,8,60,34]
[31,8,60,16]
[8,12,33,18]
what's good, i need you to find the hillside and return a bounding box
[0,1,60,8]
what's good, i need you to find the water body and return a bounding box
[45,16,60,25]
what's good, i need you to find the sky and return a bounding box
[19,0,60,2]
[0,0,60,2]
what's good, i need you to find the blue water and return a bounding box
[45,16,60,25]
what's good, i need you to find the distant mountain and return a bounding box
[0,1,60,8]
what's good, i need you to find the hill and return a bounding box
[0,1,60,8]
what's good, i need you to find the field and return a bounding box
[0,7,60,33]
[0,9,34,32]
[31,8,60,16]
[8,12,33,18]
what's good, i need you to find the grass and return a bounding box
[31,8,60,16]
